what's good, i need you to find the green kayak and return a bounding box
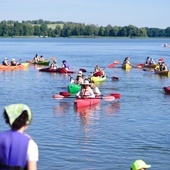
[68,83,81,94]
[26,60,50,66]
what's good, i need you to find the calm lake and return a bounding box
[0,37,170,170]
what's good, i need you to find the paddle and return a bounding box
[58,91,120,99]
[52,94,115,101]
[79,60,119,74]
[111,76,119,81]
[143,68,154,72]
[109,93,121,99]
[79,68,87,73]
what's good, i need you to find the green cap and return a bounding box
[4,104,32,125]
[131,160,151,170]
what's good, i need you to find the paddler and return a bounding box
[70,71,84,85]
[76,79,95,98]
[2,58,10,66]
[62,60,70,70]
[89,80,101,97]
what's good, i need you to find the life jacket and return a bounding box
[2,61,8,66]
[11,61,17,66]
[63,63,70,69]
[0,130,30,169]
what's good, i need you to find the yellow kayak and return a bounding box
[122,63,132,70]
[91,76,107,83]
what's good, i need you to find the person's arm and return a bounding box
[88,88,95,98]
[27,139,38,170]
[27,161,37,170]
[95,87,101,96]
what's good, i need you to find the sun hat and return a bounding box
[12,58,15,61]
[78,70,82,74]
[82,79,90,85]
[4,58,8,60]
[77,73,82,77]
[4,104,32,125]
[131,160,151,170]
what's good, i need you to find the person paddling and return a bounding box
[0,103,39,170]
[2,58,10,66]
[62,60,70,70]
[70,71,84,85]
[89,80,101,97]
[122,57,131,65]
[50,60,58,69]
[11,58,21,66]
[76,79,95,98]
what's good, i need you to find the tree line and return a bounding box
[0,19,170,38]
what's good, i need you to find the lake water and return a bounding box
[0,38,170,169]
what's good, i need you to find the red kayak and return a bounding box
[39,67,76,74]
[74,97,100,108]
[163,86,170,94]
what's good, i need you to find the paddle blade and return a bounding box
[158,58,164,62]
[102,96,115,101]
[52,94,65,99]
[108,63,116,68]
[113,60,119,64]
[93,71,103,77]
[79,68,87,72]
[110,93,121,99]
[49,57,56,60]
[111,76,119,81]
[59,92,71,97]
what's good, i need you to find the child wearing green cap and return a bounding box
[0,104,39,170]
[131,160,151,170]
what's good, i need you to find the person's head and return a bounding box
[11,58,15,61]
[3,104,32,130]
[78,70,83,75]
[82,79,90,88]
[40,55,43,58]
[147,56,150,59]
[4,58,8,61]
[90,80,95,88]
[53,60,57,63]
[62,60,66,63]
[130,160,151,170]
[77,73,82,78]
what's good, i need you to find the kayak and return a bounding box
[26,60,50,66]
[74,97,100,108]
[91,76,107,83]
[0,63,29,70]
[143,64,158,68]
[39,67,76,74]
[154,70,170,76]
[122,63,132,70]
[163,86,170,94]
[68,83,81,94]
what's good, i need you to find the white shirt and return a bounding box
[27,139,39,161]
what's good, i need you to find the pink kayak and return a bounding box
[74,97,101,108]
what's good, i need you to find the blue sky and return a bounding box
[0,0,169,28]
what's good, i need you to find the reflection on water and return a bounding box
[103,101,120,116]
[53,101,71,115]
[75,104,100,126]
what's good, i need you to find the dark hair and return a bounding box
[4,110,30,130]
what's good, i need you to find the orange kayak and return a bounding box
[0,63,29,70]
